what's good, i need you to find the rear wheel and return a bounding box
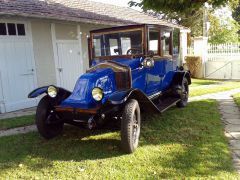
[36,96,63,139]
[121,99,141,153]
[176,77,189,108]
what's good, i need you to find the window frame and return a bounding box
[91,27,145,60]
[147,26,174,58]
[148,28,161,56]
[0,20,27,39]
[160,29,173,57]
[89,24,177,62]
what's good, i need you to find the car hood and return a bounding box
[92,57,143,70]
[61,68,116,109]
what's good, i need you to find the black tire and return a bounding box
[121,99,141,153]
[36,96,63,139]
[176,77,189,108]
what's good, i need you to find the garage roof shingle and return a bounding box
[0,0,187,29]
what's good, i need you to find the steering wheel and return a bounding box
[126,48,141,55]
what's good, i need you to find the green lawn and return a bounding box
[1,80,240,130]
[233,92,240,107]
[0,115,34,130]
[190,81,240,97]
[0,100,237,179]
[191,78,222,87]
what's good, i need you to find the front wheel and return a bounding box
[176,77,189,108]
[121,99,141,153]
[36,96,63,139]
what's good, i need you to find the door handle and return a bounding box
[58,68,63,72]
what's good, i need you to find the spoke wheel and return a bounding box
[36,96,63,139]
[121,99,141,153]
[176,77,189,108]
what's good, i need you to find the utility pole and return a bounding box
[203,3,208,37]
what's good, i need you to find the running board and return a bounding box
[156,97,181,113]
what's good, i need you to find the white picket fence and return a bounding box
[187,46,194,55]
[208,43,240,61]
[187,43,240,79]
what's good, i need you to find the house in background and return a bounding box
[0,0,189,113]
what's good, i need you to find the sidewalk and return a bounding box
[0,107,36,120]
[190,88,240,173]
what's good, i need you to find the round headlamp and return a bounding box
[92,87,103,101]
[47,86,58,98]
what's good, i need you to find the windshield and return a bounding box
[92,29,143,57]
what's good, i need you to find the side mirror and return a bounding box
[143,57,154,68]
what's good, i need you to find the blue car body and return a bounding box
[60,57,178,109]
[28,24,191,153]
[29,24,191,128]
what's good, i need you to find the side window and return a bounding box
[109,38,119,55]
[120,30,143,55]
[17,24,26,36]
[0,23,7,35]
[149,29,159,54]
[93,37,102,57]
[161,31,171,56]
[7,23,16,35]
[173,29,180,55]
[0,22,26,36]
[121,37,131,54]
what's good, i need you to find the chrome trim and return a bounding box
[149,91,161,99]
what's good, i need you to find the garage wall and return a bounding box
[79,23,110,71]
[55,24,78,40]
[32,21,110,86]
[0,73,4,113]
[31,21,57,86]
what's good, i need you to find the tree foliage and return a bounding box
[208,13,240,43]
[232,4,240,23]
[130,0,233,15]
[130,0,238,37]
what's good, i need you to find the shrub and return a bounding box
[185,56,202,78]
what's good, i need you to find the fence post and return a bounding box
[193,36,208,78]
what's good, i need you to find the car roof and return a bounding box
[90,24,178,34]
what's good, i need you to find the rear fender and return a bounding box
[108,89,160,113]
[171,71,191,86]
[28,86,71,102]
[170,71,191,97]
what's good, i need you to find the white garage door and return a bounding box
[0,22,37,113]
[56,40,82,91]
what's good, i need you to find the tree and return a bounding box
[129,0,238,37]
[208,13,240,43]
[130,0,234,15]
[232,4,240,23]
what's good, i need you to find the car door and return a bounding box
[145,28,162,95]
[145,28,177,95]
[160,30,177,90]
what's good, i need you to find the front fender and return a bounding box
[28,86,48,98]
[108,89,160,113]
[28,86,71,100]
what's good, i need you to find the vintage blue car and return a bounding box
[29,24,191,153]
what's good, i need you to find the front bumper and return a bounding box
[55,106,99,114]
[54,102,121,122]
